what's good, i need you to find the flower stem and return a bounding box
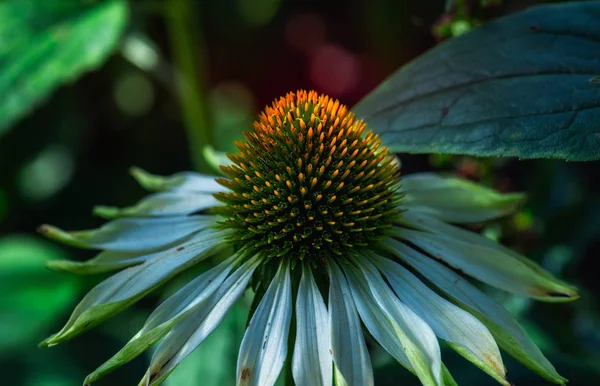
[165,0,213,173]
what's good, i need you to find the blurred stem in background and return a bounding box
[166,0,213,173]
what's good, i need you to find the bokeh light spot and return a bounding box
[310,44,360,97]
[544,245,573,274]
[121,34,160,71]
[285,13,326,54]
[208,81,255,152]
[114,72,155,117]
[482,223,502,242]
[238,0,281,26]
[17,145,74,202]
[513,209,533,231]
[450,20,472,36]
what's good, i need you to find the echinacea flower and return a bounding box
[40,90,578,386]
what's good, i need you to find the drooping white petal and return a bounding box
[46,249,158,274]
[397,212,577,301]
[328,261,373,386]
[341,263,412,370]
[39,215,217,251]
[371,254,508,385]
[292,264,332,386]
[400,173,524,223]
[45,232,202,274]
[144,254,243,331]
[237,261,292,386]
[40,228,231,347]
[83,253,242,385]
[353,258,442,386]
[130,167,224,193]
[342,263,458,386]
[94,191,220,219]
[391,240,566,385]
[143,255,261,386]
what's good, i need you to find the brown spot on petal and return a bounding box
[527,286,576,299]
[528,286,548,297]
[148,362,166,383]
[482,352,505,377]
[149,371,160,384]
[240,367,253,381]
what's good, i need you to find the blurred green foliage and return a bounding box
[1,0,599,385]
[0,235,82,386]
[0,235,80,351]
[0,0,127,134]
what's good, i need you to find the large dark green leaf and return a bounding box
[0,0,128,135]
[354,1,600,161]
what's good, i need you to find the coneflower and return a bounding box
[40,90,577,386]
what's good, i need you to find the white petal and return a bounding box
[292,264,332,386]
[237,262,293,386]
[397,212,577,301]
[341,263,412,371]
[94,191,220,218]
[46,249,158,274]
[400,173,523,223]
[40,228,230,347]
[40,216,217,251]
[328,261,373,386]
[372,254,508,385]
[144,255,261,385]
[144,253,241,331]
[45,232,202,274]
[162,173,224,193]
[130,167,224,193]
[83,253,241,384]
[352,258,442,386]
[169,174,224,193]
[345,264,459,384]
[392,240,566,384]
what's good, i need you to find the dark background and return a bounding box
[1,0,599,385]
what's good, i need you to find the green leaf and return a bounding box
[353,1,600,161]
[0,235,80,351]
[0,0,128,135]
